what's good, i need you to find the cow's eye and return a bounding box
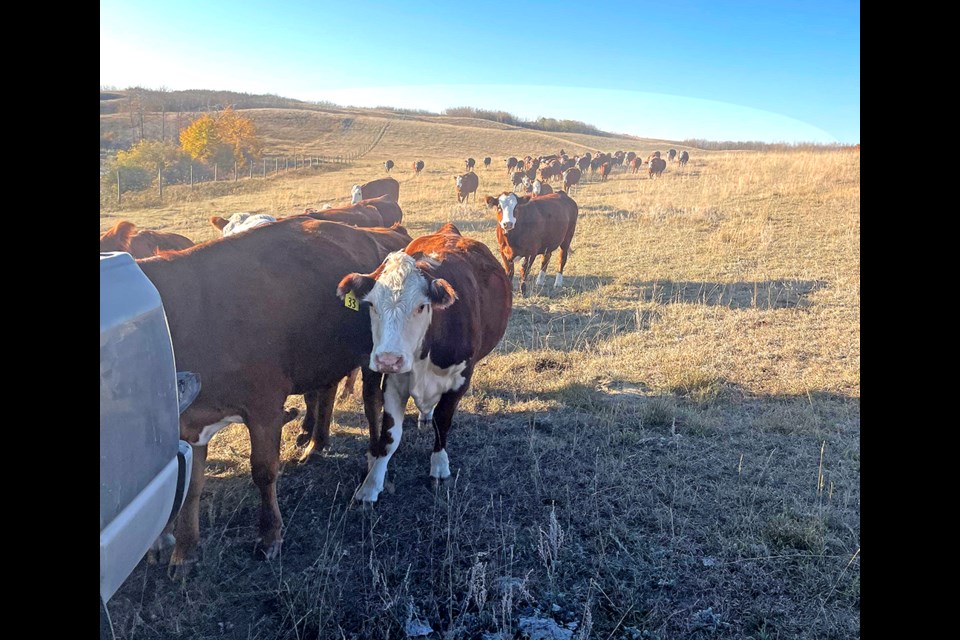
[417,304,427,314]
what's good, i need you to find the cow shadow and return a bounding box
[632,279,826,310]
[499,303,657,354]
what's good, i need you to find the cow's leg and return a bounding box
[429,380,470,481]
[168,443,208,575]
[247,406,286,559]
[338,368,360,403]
[361,368,384,471]
[555,241,572,288]
[356,374,409,502]
[519,255,535,297]
[536,249,554,286]
[298,383,338,462]
[295,390,319,447]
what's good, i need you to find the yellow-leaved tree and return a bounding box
[179,108,261,170]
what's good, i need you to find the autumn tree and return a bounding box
[179,107,262,171]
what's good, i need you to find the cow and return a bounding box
[384,159,395,173]
[100,220,194,258]
[209,212,277,236]
[352,177,401,204]
[413,160,425,175]
[678,151,689,167]
[465,158,476,172]
[649,157,667,178]
[647,151,662,163]
[576,155,590,173]
[667,149,677,163]
[301,203,384,227]
[483,156,492,169]
[540,162,563,183]
[516,160,525,173]
[484,191,578,296]
[506,156,518,173]
[630,157,644,174]
[562,167,582,193]
[625,151,637,166]
[511,170,526,188]
[354,195,403,227]
[337,223,512,503]
[455,171,480,203]
[532,179,553,196]
[136,218,406,568]
[599,162,612,181]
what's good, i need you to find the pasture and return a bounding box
[100,109,860,639]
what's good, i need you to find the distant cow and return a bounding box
[576,155,590,173]
[511,170,526,188]
[647,151,662,163]
[384,159,395,173]
[100,221,194,258]
[485,191,579,296]
[209,212,277,236]
[562,167,582,192]
[668,149,677,162]
[352,177,401,204]
[532,179,553,196]
[678,151,689,167]
[625,151,637,165]
[506,157,518,173]
[465,157,476,172]
[338,223,512,503]
[599,162,612,181]
[630,157,644,174]
[137,218,409,566]
[540,162,564,183]
[649,157,667,178]
[413,160,425,175]
[483,156,492,169]
[455,171,480,203]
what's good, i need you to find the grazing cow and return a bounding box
[100,221,194,258]
[599,162,612,181]
[562,167,582,192]
[455,171,480,203]
[511,170,526,188]
[465,157,476,172]
[137,218,404,567]
[413,160,425,175]
[384,159,395,173]
[630,157,644,174]
[532,179,553,196]
[649,157,667,178]
[352,177,401,204]
[301,203,384,227]
[337,223,512,502]
[668,149,678,162]
[678,151,689,167]
[355,195,404,227]
[506,156,518,173]
[483,156,492,169]
[485,191,579,295]
[540,162,564,183]
[210,212,277,236]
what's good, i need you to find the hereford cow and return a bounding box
[301,203,384,227]
[137,218,406,568]
[649,157,667,178]
[352,177,401,204]
[540,162,563,183]
[455,171,480,203]
[630,157,644,174]
[484,191,579,295]
[384,159,395,173]
[668,149,678,162]
[413,160,425,175]
[511,170,526,188]
[100,221,194,258]
[532,179,553,196]
[599,162,612,181]
[337,223,512,502]
[209,212,277,236]
[483,156,492,169]
[576,155,590,173]
[465,157,476,172]
[506,156,518,173]
[678,151,689,167]
[355,195,404,227]
[562,167,582,192]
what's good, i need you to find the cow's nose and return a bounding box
[374,353,404,372]
[502,221,514,231]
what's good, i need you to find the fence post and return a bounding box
[214,164,218,182]
[117,169,121,204]
[263,158,266,177]
[190,164,194,189]
[249,162,253,179]
[234,160,238,181]
[158,164,163,201]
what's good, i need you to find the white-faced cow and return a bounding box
[338,223,512,502]
[413,160,425,175]
[209,212,277,236]
[649,157,667,178]
[668,149,678,162]
[465,157,476,172]
[562,167,582,192]
[136,218,411,568]
[384,159,395,173]
[532,179,553,195]
[352,177,401,204]
[455,171,480,203]
[678,150,689,167]
[485,191,579,295]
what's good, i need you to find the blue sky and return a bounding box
[100,1,859,143]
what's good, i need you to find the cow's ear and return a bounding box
[210,216,229,230]
[484,196,498,208]
[428,278,457,310]
[337,273,377,300]
[516,195,532,204]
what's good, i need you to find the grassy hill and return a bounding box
[100,92,860,640]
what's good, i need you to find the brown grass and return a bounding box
[102,109,860,639]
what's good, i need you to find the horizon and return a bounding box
[100,1,860,145]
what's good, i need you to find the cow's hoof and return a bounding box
[167,550,198,581]
[257,539,283,561]
[297,445,322,464]
[282,408,300,424]
[354,483,382,503]
[295,431,311,447]
[430,450,451,479]
[147,532,177,565]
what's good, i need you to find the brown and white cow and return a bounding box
[667,149,678,162]
[137,218,402,567]
[100,221,194,258]
[301,203,384,227]
[455,171,480,203]
[630,157,644,174]
[599,162,612,181]
[484,191,579,295]
[352,177,401,204]
[209,212,277,236]
[649,157,667,178]
[465,157,476,172]
[506,156,518,173]
[337,223,512,502]
[384,159,395,173]
[355,195,404,227]
[678,151,690,167]
[562,167,582,192]
[483,156,492,169]
[532,179,553,196]
[413,160,425,175]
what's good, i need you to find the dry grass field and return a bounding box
[101,106,860,639]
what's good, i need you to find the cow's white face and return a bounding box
[221,212,277,236]
[498,193,519,231]
[351,184,363,204]
[532,180,543,196]
[341,252,456,374]
[455,175,463,189]
[521,175,532,188]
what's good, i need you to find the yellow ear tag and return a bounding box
[344,291,360,312]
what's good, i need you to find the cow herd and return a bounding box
[101,144,693,573]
